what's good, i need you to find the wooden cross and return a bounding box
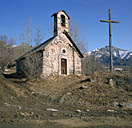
[100,8,120,72]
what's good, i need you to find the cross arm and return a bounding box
[100,20,120,23]
[111,20,120,23]
[100,20,109,23]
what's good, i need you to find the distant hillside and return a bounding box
[89,46,132,66]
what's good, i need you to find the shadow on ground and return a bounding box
[3,73,25,79]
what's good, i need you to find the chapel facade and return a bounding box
[16,10,83,77]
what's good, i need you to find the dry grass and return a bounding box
[23,71,132,110]
[0,70,132,110]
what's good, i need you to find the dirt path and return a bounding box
[0,117,132,128]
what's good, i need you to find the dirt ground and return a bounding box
[0,70,132,128]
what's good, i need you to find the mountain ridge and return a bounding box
[89,46,132,66]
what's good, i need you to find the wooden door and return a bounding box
[61,58,67,74]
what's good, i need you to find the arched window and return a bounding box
[62,49,66,53]
[61,15,66,26]
[61,48,67,54]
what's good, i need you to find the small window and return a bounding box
[62,49,66,53]
[61,15,66,26]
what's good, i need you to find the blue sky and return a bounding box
[0,0,131,51]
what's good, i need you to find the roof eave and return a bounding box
[16,36,56,61]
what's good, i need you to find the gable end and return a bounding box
[63,31,84,58]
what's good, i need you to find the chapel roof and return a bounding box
[16,36,56,60]
[16,31,83,60]
[51,10,70,19]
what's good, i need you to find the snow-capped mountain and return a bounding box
[89,46,132,66]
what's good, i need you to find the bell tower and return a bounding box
[52,10,70,36]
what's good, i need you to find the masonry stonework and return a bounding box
[16,10,83,78]
[42,33,81,77]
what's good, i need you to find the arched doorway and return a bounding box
[61,58,67,74]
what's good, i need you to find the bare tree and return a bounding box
[0,35,16,72]
[0,40,8,72]
[34,27,44,46]
[82,55,103,75]
[76,40,87,53]
[27,19,32,46]
[69,20,87,53]
[0,35,9,43]
[69,20,79,43]
[49,21,54,36]
[22,51,43,78]
[20,19,33,53]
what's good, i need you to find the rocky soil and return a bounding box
[0,70,132,128]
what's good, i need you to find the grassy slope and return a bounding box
[0,71,132,127]
[0,71,132,110]
[26,72,132,110]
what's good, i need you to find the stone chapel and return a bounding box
[16,10,83,77]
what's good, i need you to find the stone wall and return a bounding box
[16,59,25,74]
[42,33,82,77]
[74,50,81,74]
[16,51,43,78]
